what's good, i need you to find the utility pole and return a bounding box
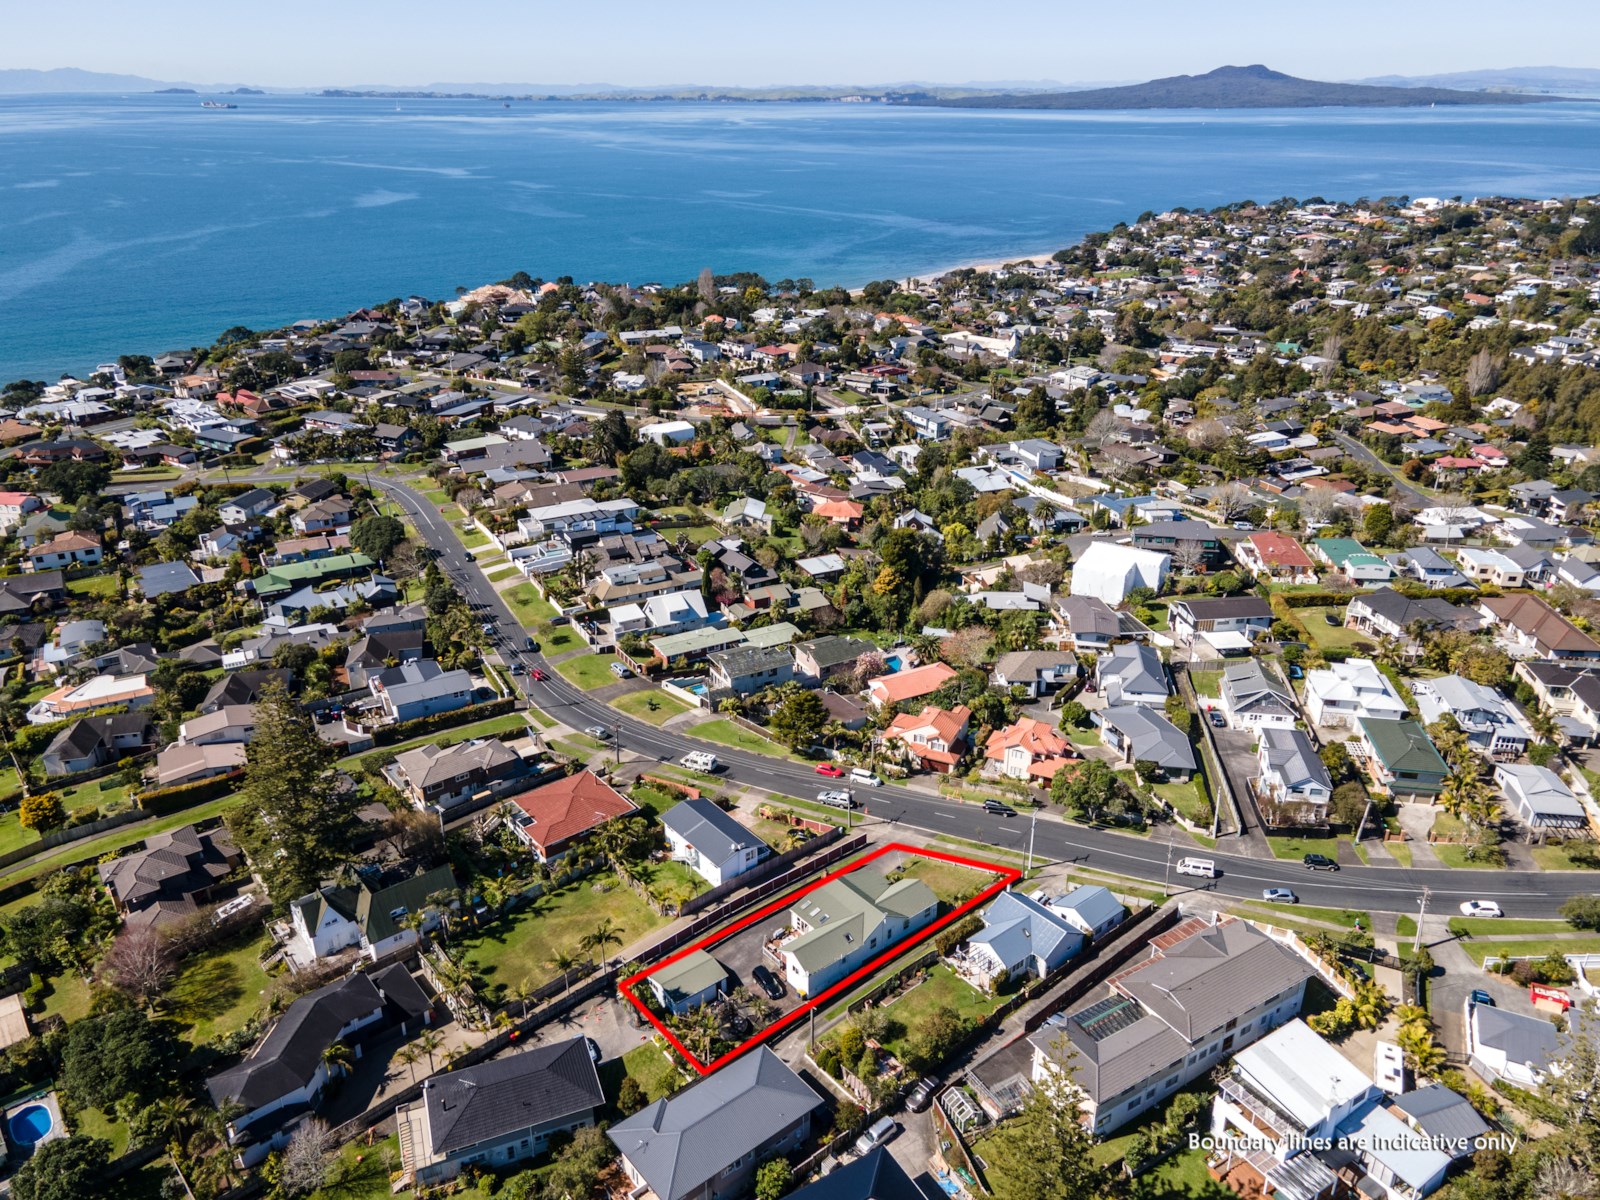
[1164,823,1174,898]
[1413,886,1430,953]
[1026,806,1038,874]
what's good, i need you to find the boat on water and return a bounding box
[200,100,238,110]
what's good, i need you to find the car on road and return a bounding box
[584,725,613,740]
[854,1117,897,1157]
[982,799,1014,816]
[815,763,845,777]
[530,668,547,681]
[817,789,854,807]
[463,551,476,562]
[482,622,496,636]
[585,1037,601,1064]
[752,964,785,1000]
[1232,521,1255,531]
[1460,900,1504,918]
[509,663,525,674]
[907,1075,942,1113]
[609,662,631,679]
[526,640,540,653]
[1262,888,1298,903]
[1208,711,1225,727]
[849,769,882,787]
[1303,853,1339,872]
[1470,989,1496,1008]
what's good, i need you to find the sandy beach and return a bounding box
[903,244,1069,284]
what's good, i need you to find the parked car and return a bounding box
[1303,853,1339,872]
[1208,711,1225,727]
[585,1037,602,1064]
[1470,989,1496,1008]
[1232,521,1255,531]
[907,1075,942,1113]
[752,964,785,1000]
[1460,900,1504,918]
[609,662,631,679]
[463,551,476,562]
[817,789,855,807]
[854,1117,897,1157]
[1262,888,1298,903]
[815,763,846,778]
[982,799,1014,816]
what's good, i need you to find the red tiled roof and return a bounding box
[508,769,638,854]
[1245,532,1314,569]
[984,717,1069,762]
[868,662,957,705]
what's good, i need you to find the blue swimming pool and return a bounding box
[884,655,905,672]
[9,1103,53,1145]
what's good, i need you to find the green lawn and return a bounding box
[622,1041,689,1102]
[503,583,559,628]
[1434,844,1507,870]
[1397,915,1416,938]
[38,971,92,1023]
[877,964,1002,1060]
[1530,843,1599,871]
[459,526,493,550]
[1239,902,1371,932]
[1151,767,1214,827]
[898,857,1005,905]
[612,690,693,726]
[1448,917,1574,937]
[690,719,801,761]
[556,653,623,691]
[1387,841,1413,868]
[635,859,705,904]
[1265,834,1345,862]
[70,1105,130,1157]
[1189,670,1222,699]
[66,574,119,599]
[1301,607,1373,653]
[628,785,683,818]
[1461,937,1600,966]
[457,877,668,1001]
[164,931,275,1044]
[485,564,522,582]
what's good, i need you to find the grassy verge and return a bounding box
[1448,917,1575,937]
[1387,841,1413,868]
[1434,844,1507,870]
[691,719,802,761]
[1237,902,1370,932]
[556,653,623,691]
[611,690,693,727]
[502,583,559,628]
[1530,844,1600,871]
[1462,937,1600,966]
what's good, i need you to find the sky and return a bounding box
[6,0,1598,89]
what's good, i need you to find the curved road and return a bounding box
[374,477,1590,921]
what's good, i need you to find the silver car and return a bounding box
[1261,888,1298,904]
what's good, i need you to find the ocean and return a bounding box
[5,93,1600,381]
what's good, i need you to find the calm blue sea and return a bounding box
[5,93,1600,380]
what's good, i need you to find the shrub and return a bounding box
[815,1046,841,1079]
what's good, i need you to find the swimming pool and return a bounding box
[884,655,905,672]
[8,1103,53,1145]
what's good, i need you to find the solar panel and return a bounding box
[1072,994,1144,1042]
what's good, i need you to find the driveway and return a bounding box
[1417,914,1550,1059]
[1209,725,1273,856]
[708,914,802,1020]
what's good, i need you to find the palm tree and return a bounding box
[395,1044,422,1084]
[322,1041,355,1078]
[546,951,578,998]
[415,1029,443,1073]
[146,1095,197,1144]
[584,918,623,970]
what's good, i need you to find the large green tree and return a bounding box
[59,1009,179,1110]
[348,514,405,562]
[224,682,358,905]
[769,690,827,750]
[9,1135,112,1200]
[982,1061,1106,1200]
[37,461,109,505]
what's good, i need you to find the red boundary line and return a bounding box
[619,842,1020,1075]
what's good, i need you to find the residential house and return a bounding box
[1352,718,1450,801]
[1456,545,1554,588]
[1168,596,1273,654]
[1096,642,1168,707]
[370,661,476,723]
[1303,658,1407,728]
[1413,676,1530,760]
[780,870,938,998]
[1217,660,1297,730]
[866,662,957,708]
[884,704,972,774]
[647,950,730,1015]
[0,570,66,616]
[23,531,102,573]
[609,1048,824,1200]
[98,824,240,930]
[1045,885,1126,940]
[0,491,43,533]
[1068,542,1170,605]
[961,889,1084,986]
[1096,706,1196,780]
[1385,546,1471,590]
[707,644,795,696]
[1052,595,1122,651]
[290,496,355,535]
[1346,588,1482,650]
[985,717,1075,783]
[153,742,248,787]
[28,672,154,723]
[1132,521,1229,570]
[786,1149,921,1200]
[1255,727,1333,827]
[396,1036,603,1188]
[40,712,152,777]
[1387,1084,1491,1166]
[506,770,638,863]
[1467,1004,1565,1089]
[1493,763,1589,835]
[388,739,533,813]
[199,669,289,715]
[1234,532,1319,584]
[343,630,425,690]
[660,798,764,888]
[1029,916,1313,1135]
[288,865,457,963]
[1480,594,1600,663]
[218,488,277,524]
[179,704,258,746]
[1312,538,1394,583]
[138,560,202,598]
[992,650,1078,698]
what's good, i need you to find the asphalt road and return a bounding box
[362,477,1591,920]
[1332,431,1429,507]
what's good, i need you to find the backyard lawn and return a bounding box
[690,719,801,761]
[1461,936,1600,967]
[457,877,668,1001]
[1188,670,1222,699]
[612,690,693,726]
[621,1041,688,1102]
[164,931,275,1044]
[898,856,1006,905]
[877,964,1004,1060]
[1301,607,1373,653]
[628,785,684,818]
[1151,768,1214,827]
[66,573,119,599]
[555,652,623,691]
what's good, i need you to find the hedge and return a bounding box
[137,771,244,816]
[1272,590,1362,609]
[1268,593,1311,643]
[370,697,518,747]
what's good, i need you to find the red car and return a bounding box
[814,763,845,777]
[530,667,547,681]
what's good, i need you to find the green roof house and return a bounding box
[1356,717,1449,799]
[253,552,377,599]
[648,949,729,1015]
[288,864,456,964]
[781,871,938,998]
[1311,538,1394,584]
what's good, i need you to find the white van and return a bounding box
[849,768,882,787]
[679,751,719,773]
[853,1116,897,1156]
[1176,857,1217,879]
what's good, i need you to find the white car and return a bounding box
[1261,888,1298,904]
[1459,900,1503,918]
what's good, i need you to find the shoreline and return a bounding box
[901,244,1069,284]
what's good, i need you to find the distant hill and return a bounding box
[932,64,1562,110]
[1357,66,1600,97]
[0,67,256,94]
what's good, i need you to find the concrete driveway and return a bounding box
[710,916,801,1019]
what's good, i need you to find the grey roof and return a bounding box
[1258,726,1331,793]
[1352,587,1478,632]
[138,560,202,596]
[994,650,1078,682]
[607,1047,823,1200]
[970,889,1083,973]
[708,643,793,678]
[1098,642,1167,697]
[1221,660,1296,719]
[786,872,937,973]
[659,798,761,866]
[1173,595,1272,621]
[1047,885,1126,932]
[649,950,729,1006]
[423,1036,602,1156]
[787,1148,922,1200]
[1098,705,1196,773]
[795,635,875,671]
[1389,1084,1491,1147]
[393,738,520,789]
[1056,594,1121,639]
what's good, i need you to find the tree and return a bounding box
[1058,700,1088,730]
[1298,487,1343,531]
[9,1135,112,1200]
[541,1124,615,1200]
[906,1004,971,1073]
[225,682,359,905]
[18,792,66,837]
[37,461,110,505]
[1362,503,1394,546]
[1050,760,1125,821]
[59,1008,179,1110]
[1561,894,1600,930]
[769,690,827,750]
[982,1055,1103,1200]
[99,926,176,1006]
[276,1116,337,1197]
[754,1158,794,1200]
[348,514,405,562]
[583,918,623,969]
[617,1075,647,1115]
[1210,482,1255,522]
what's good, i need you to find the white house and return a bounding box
[1493,763,1589,835]
[781,871,938,999]
[1255,727,1334,825]
[638,420,696,446]
[962,889,1083,986]
[1218,660,1297,729]
[287,866,456,964]
[1096,642,1168,707]
[659,798,764,888]
[1068,541,1170,605]
[1467,1003,1565,1088]
[1303,658,1406,728]
[1045,885,1126,940]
